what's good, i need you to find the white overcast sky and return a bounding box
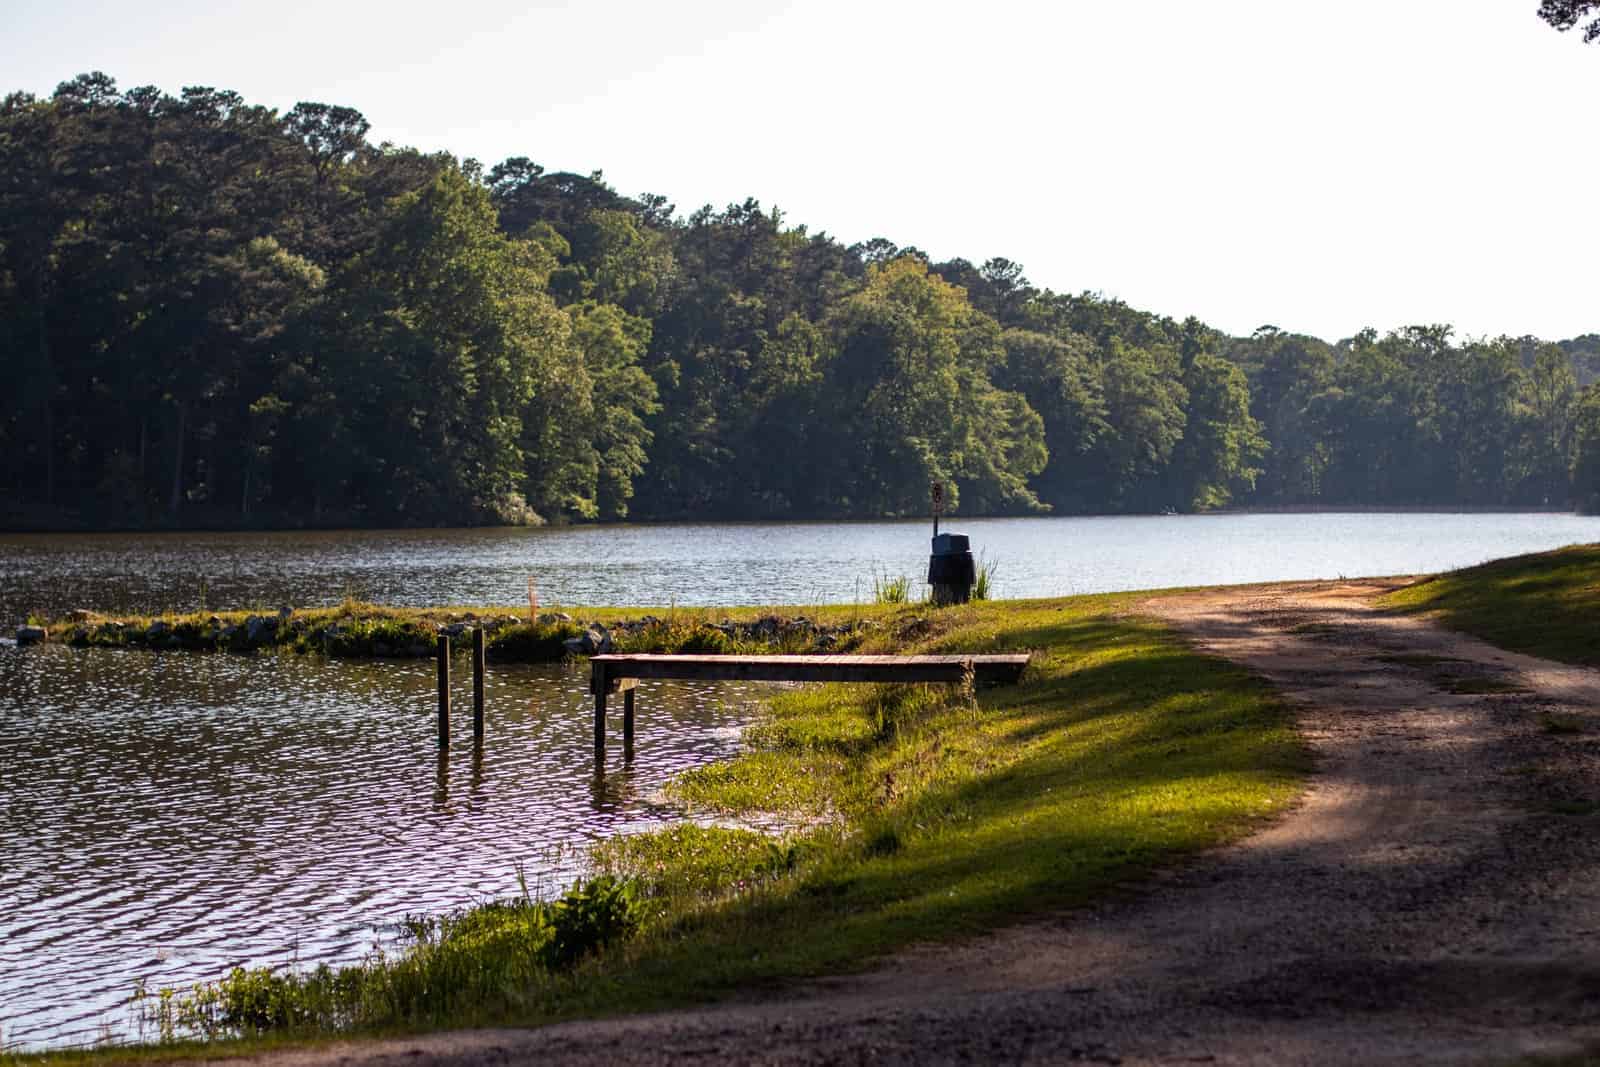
[6,0,1597,342]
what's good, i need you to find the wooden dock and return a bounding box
[588,653,1031,760]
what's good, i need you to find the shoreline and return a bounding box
[0,503,1583,538]
[2,591,1307,1061]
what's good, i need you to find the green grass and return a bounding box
[872,572,912,604]
[1386,543,1600,667]
[7,594,1307,1063]
[29,602,883,662]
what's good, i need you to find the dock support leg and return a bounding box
[472,627,486,746]
[594,689,607,761]
[436,634,450,750]
[623,688,635,760]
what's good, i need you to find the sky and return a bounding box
[6,0,1599,342]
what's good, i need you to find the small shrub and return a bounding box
[679,625,734,654]
[485,621,584,663]
[139,876,642,1041]
[863,826,901,857]
[544,876,641,968]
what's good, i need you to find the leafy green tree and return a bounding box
[819,256,1045,515]
[1172,353,1266,510]
[335,167,569,523]
[997,328,1108,511]
[1092,341,1188,510]
[1540,0,1600,40]
[565,302,660,519]
[1517,344,1579,504]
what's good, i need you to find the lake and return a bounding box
[2,511,1597,1050]
[3,511,1597,624]
[0,645,777,1050]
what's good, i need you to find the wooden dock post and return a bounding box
[436,634,451,749]
[590,664,639,763]
[472,627,486,746]
[623,687,635,760]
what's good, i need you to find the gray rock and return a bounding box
[539,611,574,624]
[15,625,47,646]
[562,635,588,656]
[146,620,171,640]
[277,606,294,621]
[244,615,274,645]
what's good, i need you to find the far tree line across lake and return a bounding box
[5,73,1600,530]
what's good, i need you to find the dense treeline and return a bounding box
[4,74,1600,529]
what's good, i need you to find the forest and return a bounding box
[5,74,1600,529]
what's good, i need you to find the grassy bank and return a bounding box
[20,602,875,662]
[11,593,1307,1064]
[1386,543,1600,666]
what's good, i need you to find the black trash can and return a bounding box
[928,532,976,605]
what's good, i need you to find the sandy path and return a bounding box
[208,580,1600,1065]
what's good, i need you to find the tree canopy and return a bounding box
[2,73,1597,529]
[1540,0,1600,41]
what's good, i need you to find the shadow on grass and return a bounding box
[1386,544,1600,668]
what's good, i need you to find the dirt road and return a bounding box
[210,580,1600,1065]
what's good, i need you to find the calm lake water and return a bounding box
[0,646,766,1051]
[3,511,1598,1051]
[3,511,1599,624]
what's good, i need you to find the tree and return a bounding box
[1540,0,1600,41]
[335,166,570,523]
[1570,384,1600,511]
[997,328,1108,511]
[818,256,1045,516]
[562,302,660,519]
[1171,354,1266,510]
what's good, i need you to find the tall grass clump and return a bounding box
[872,572,911,604]
[973,555,998,600]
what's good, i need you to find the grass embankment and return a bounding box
[16,594,1307,1064]
[26,603,872,662]
[1386,543,1600,666]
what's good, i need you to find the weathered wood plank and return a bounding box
[589,652,1029,764]
[589,653,1029,686]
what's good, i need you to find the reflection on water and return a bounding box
[2,512,1599,623]
[0,645,758,1051]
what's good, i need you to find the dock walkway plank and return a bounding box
[588,652,1031,759]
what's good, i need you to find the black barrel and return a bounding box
[928,532,976,605]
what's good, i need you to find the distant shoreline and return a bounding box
[0,503,1584,537]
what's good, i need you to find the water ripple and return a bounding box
[0,645,760,1052]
